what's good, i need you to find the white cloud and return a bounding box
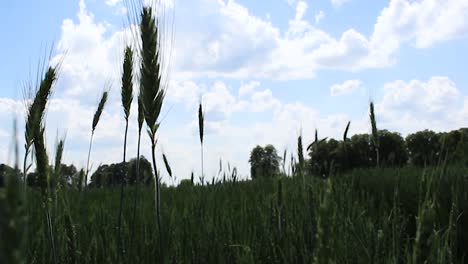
[315,10,325,24]
[369,0,468,63]
[312,29,371,69]
[173,0,468,79]
[250,89,281,112]
[378,76,466,134]
[330,79,362,96]
[105,0,122,6]
[238,81,260,97]
[295,1,308,21]
[53,0,126,101]
[285,0,297,7]
[331,0,351,7]
[167,80,201,108]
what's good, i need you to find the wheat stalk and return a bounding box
[342,121,351,170]
[23,66,56,187]
[85,91,108,187]
[343,121,351,143]
[198,102,205,180]
[370,102,380,167]
[297,133,305,176]
[132,3,173,261]
[26,65,58,264]
[162,153,172,178]
[118,46,134,258]
[54,138,65,188]
[131,95,144,243]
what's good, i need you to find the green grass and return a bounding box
[6,166,466,263]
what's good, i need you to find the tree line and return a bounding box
[249,128,468,179]
[0,157,155,188]
[2,128,467,188]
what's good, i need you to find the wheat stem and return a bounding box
[85,131,94,187]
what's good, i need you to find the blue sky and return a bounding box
[1,0,467,183]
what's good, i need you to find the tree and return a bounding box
[0,164,20,187]
[249,145,280,179]
[378,130,408,167]
[89,156,154,188]
[349,134,373,168]
[58,164,78,186]
[440,128,468,165]
[307,139,340,177]
[406,130,441,166]
[263,145,281,177]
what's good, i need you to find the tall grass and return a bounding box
[85,91,108,187]
[24,65,59,264]
[0,119,23,264]
[23,66,57,187]
[297,133,305,176]
[342,121,351,168]
[198,102,205,183]
[118,45,134,258]
[370,101,380,167]
[136,4,172,261]
[131,95,145,241]
[12,166,467,263]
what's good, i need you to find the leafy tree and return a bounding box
[249,145,280,179]
[406,130,441,166]
[249,146,264,179]
[263,145,281,177]
[178,179,193,188]
[89,156,154,187]
[0,164,20,187]
[307,139,341,177]
[378,130,408,167]
[440,128,468,165]
[348,134,373,168]
[58,164,78,186]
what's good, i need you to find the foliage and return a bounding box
[26,164,77,188]
[89,156,154,187]
[406,130,441,166]
[0,164,21,188]
[3,166,467,263]
[249,145,281,179]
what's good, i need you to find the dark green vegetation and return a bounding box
[1,166,467,263]
[249,128,468,179]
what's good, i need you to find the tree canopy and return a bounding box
[89,156,154,187]
[249,145,281,179]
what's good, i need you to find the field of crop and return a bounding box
[1,166,467,263]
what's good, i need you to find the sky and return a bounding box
[1,0,467,183]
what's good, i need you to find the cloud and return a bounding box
[369,0,468,63]
[331,0,351,7]
[249,89,281,112]
[53,0,127,101]
[167,80,201,108]
[238,81,260,97]
[295,1,308,21]
[330,79,362,96]
[173,0,468,79]
[105,0,122,6]
[312,29,371,69]
[377,76,466,134]
[315,11,325,24]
